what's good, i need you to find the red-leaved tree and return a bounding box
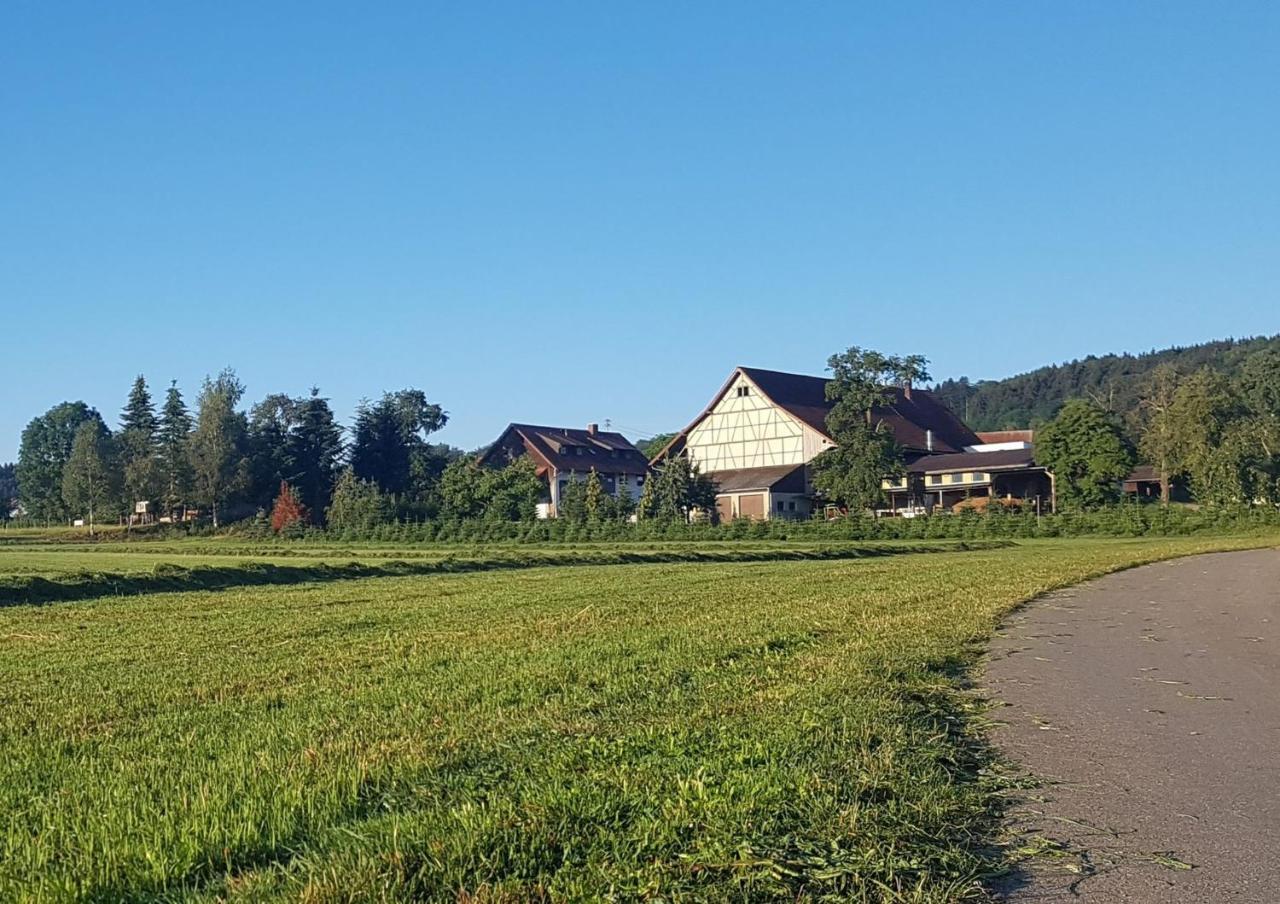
[270,481,308,533]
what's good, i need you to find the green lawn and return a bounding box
[1,537,1274,901]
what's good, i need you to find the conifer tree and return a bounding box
[119,375,160,526]
[270,481,307,534]
[158,382,194,520]
[287,388,344,521]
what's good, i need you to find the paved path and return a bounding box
[986,549,1280,902]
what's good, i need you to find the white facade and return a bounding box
[684,373,833,474]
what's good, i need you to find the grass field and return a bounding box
[1,536,1275,901]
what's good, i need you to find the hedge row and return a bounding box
[222,504,1280,545]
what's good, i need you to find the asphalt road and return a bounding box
[985,548,1280,902]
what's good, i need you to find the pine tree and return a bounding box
[157,382,194,520]
[119,375,160,527]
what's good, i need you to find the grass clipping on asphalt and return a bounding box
[0,536,1273,901]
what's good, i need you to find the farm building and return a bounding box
[478,423,650,519]
[654,366,1054,520]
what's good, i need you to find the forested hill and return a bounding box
[931,335,1280,431]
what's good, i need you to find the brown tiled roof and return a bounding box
[709,464,807,494]
[480,424,651,476]
[737,367,980,453]
[906,447,1038,474]
[977,429,1035,444]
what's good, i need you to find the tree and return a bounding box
[437,458,487,520]
[1135,364,1184,504]
[1035,399,1134,509]
[119,375,161,527]
[1168,369,1245,505]
[0,463,16,521]
[645,456,717,522]
[810,347,925,513]
[558,474,589,522]
[1237,349,1280,504]
[286,389,344,521]
[157,382,194,520]
[482,458,543,521]
[62,420,118,535]
[17,402,105,523]
[326,468,394,531]
[246,393,297,509]
[583,470,605,521]
[350,389,448,510]
[635,432,677,460]
[189,369,249,527]
[269,481,308,534]
[438,457,543,521]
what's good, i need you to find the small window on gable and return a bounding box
[735,385,751,397]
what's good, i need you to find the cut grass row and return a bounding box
[1,536,1275,901]
[0,540,1009,605]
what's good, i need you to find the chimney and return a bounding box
[903,379,912,400]
[926,429,934,452]
[587,423,598,435]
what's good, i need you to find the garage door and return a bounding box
[737,493,765,520]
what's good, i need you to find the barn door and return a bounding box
[738,494,765,520]
[716,496,734,523]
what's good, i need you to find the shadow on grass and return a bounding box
[0,540,1014,607]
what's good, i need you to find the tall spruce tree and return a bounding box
[119,375,161,527]
[246,394,297,509]
[350,389,447,511]
[158,382,194,519]
[286,389,344,521]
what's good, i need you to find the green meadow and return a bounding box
[1,536,1274,901]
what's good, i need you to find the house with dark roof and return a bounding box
[653,366,985,520]
[478,423,650,518]
[654,366,1055,520]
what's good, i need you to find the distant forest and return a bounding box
[931,335,1280,432]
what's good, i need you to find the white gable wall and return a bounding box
[685,373,832,473]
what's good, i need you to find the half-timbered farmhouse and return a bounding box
[654,366,1055,520]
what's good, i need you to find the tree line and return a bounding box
[931,334,1280,433]
[7,371,722,533]
[11,372,474,532]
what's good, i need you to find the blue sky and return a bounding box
[4,2,1278,458]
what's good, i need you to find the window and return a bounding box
[776,499,785,512]
[788,501,796,511]
[736,385,751,397]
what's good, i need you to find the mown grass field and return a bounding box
[1,536,1275,901]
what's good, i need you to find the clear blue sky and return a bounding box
[4,2,1278,459]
